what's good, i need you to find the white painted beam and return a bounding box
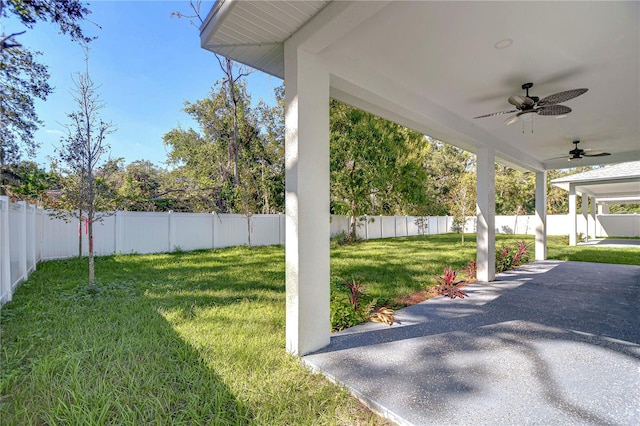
[284,45,330,356]
[476,146,496,282]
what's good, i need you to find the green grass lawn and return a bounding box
[1,234,638,424]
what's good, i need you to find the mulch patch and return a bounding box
[395,279,477,307]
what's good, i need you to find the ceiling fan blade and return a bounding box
[583,152,611,157]
[508,95,534,109]
[537,88,588,106]
[537,104,572,116]
[474,109,519,119]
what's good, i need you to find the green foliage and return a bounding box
[330,277,379,331]
[163,82,284,214]
[1,247,384,425]
[495,240,530,273]
[331,230,363,247]
[330,100,428,237]
[1,0,93,165]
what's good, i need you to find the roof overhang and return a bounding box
[201,1,640,173]
[551,162,640,203]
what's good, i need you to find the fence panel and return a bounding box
[26,205,36,274]
[214,214,248,248]
[381,216,396,238]
[9,203,24,288]
[395,216,407,237]
[42,214,82,260]
[330,215,349,236]
[118,212,170,254]
[366,216,382,239]
[252,215,282,246]
[598,214,640,237]
[173,212,214,251]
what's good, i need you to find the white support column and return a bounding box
[581,194,588,242]
[476,146,495,282]
[590,197,597,239]
[284,44,330,356]
[535,171,547,261]
[569,184,577,246]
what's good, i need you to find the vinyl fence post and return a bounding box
[364,215,368,240]
[113,211,118,254]
[28,204,36,273]
[0,196,11,302]
[18,201,27,285]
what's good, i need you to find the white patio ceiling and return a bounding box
[201,1,640,172]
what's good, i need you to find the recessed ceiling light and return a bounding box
[555,115,568,119]
[494,39,513,49]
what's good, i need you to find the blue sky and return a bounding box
[5,1,281,169]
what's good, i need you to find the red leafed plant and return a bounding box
[435,267,468,299]
[512,241,530,267]
[341,277,367,310]
[462,258,477,280]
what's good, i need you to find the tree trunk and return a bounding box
[246,213,252,248]
[78,211,83,257]
[88,217,94,285]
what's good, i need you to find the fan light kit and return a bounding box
[474,82,588,127]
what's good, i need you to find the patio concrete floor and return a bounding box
[303,260,640,425]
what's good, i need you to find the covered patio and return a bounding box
[200,1,640,357]
[551,161,640,244]
[303,260,640,425]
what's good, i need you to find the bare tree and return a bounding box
[56,47,116,286]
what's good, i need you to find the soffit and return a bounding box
[201,1,640,173]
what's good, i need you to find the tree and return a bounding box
[0,0,94,168]
[418,138,475,216]
[163,82,285,218]
[56,50,115,286]
[0,160,61,204]
[449,171,476,244]
[330,100,428,239]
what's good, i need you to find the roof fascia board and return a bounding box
[200,0,237,48]
[287,1,391,54]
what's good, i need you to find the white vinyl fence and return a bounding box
[1,194,637,304]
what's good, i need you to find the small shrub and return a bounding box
[462,258,476,280]
[434,267,468,299]
[330,277,395,331]
[330,230,363,246]
[341,276,367,311]
[496,240,530,273]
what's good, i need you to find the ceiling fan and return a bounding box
[474,82,588,126]
[548,140,611,162]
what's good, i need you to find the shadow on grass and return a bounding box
[1,258,255,424]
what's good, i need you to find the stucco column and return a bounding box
[476,146,495,282]
[569,184,577,246]
[535,171,547,260]
[284,44,330,356]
